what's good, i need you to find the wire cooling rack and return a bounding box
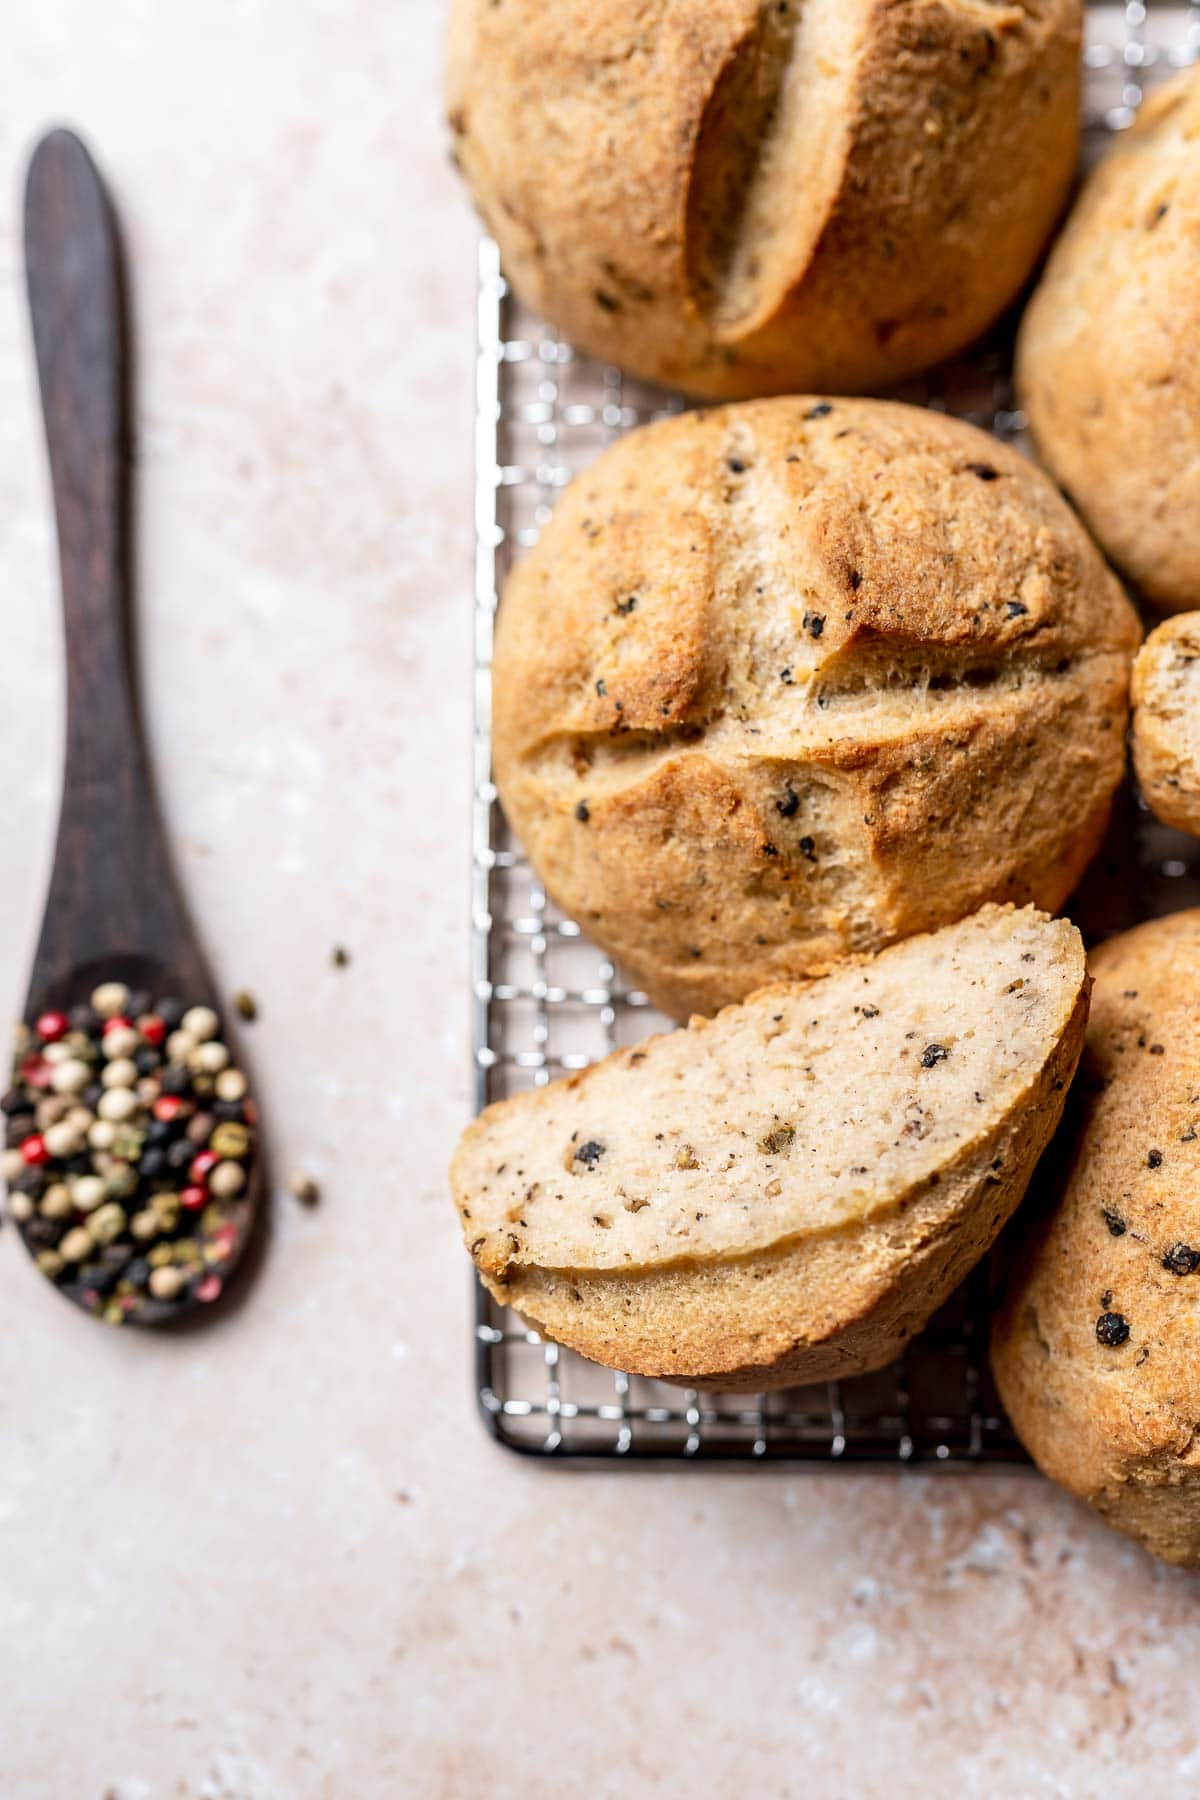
[469,2,1200,1463]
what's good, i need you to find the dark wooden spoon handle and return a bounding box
[23,130,202,1008]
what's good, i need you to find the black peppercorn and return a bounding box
[1096,1312,1130,1348]
[134,1047,161,1077]
[79,1261,120,1296]
[156,997,186,1030]
[6,1114,35,1147]
[1102,1209,1126,1237]
[921,1044,949,1068]
[140,1147,167,1182]
[574,1140,605,1169]
[159,1068,192,1097]
[166,1139,194,1172]
[24,1218,60,1249]
[146,1119,174,1146]
[1,1089,26,1115]
[68,1004,101,1035]
[213,1100,246,1123]
[125,1257,151,1289]
[1162,1244,1200,1277]
[574,801,590,823]
[13,1168,45,1196]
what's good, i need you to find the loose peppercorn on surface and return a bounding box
[492,397,1138,1020]
[993,910,1200,1569]
[453,905,1088,1389]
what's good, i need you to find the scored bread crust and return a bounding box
[1017,69,1200,613]
[492,397,1138,1020]
[454,905,1089,1390]
[446,0,1080,398]
[992,911,1200,1568]
[1131,614,1200,838]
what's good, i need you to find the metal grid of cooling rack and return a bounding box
[469,2,1200,1463]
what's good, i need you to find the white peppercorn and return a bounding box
[97,1088,138,1123]
[49,1058,91,1095]
[182,1005,219,1043]
[208,1160,245,1199]
[100,1058,138,1090]
[8,1190,34,1223]
[191,1040,229,1074]
[91,981,130,1019]
[149,1264,186,1300]
[88,1119,117,1151]
[214,1068,247,1103]
[40,1184,73,1221]
[43,1119,85,1159]
[102,1025,140,1060]
[72,1174,106,1213]
[60,1226,94,1262]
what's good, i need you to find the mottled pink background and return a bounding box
[0,5,1197,1796]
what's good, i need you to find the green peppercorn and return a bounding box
[89,1203,128,1246]
[35,1248,65,1280]
[210,1122,250,1160]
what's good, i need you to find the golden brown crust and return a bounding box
[1017,69,1200,613]
[492,397,1139,1019]
[992,911,1200,1568]
[1131,614,1200,837]
[447,0,1081,398]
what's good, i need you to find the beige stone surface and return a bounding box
[0,6,1197,1798]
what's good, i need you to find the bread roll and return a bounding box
[447,0,1082,398]
[493,397,1138,1020]
[1132,614,1200,837]
[454,905,1088,1390]
[992,911,1200,1567]
[1017,69,1200,612]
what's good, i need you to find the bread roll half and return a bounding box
[455,904,1088,1390]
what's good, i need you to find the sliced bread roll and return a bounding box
[454,905,1088,1389]
[1131,614,1200,837]
[992,911,1200,1568]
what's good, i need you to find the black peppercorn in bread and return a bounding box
[1017,68,1200,613]
[992,911,1200,1568]
[454,905,1088,1390]
[446,0,1081,399]
[1131,614,1200,838]
[492,397,1139,1020]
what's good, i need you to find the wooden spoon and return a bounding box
[8,128,260,1323]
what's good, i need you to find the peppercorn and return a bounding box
[35,1011,68,1043]
[49,1058,90,1096]
[289,1171,318,1205]
[133,1047,160,1077]
[22,1134,50,1166]
[60,1226,94,1263]
[35,1249,65,1280]
[89,1203,128,1246]
[179,1185,207,1212]
[98,1089,138,1124]
[1096,1312,1130,1347]
[209,1161,245,1199]
[210,1122,250,1160]
[182,1006,218,1043]
[232,990,258,1021]
[7,1190,34,1223]
[1162,1244,1200,1276]
[166,1140,194,1172]
[149,1265,186,1301]
[91,982,130,1019]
